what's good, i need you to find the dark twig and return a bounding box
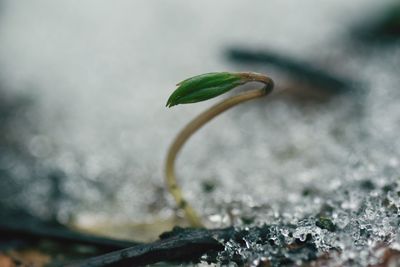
[66,227,235,267]
[227,48,356,94]
[0,210,138,251]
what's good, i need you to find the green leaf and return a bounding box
[166,72,247,107]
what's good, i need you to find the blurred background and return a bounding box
[0,0,399,265]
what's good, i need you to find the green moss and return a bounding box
[315,217,336,232]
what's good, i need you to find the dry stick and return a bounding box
[66,227,235,267]
[165,73,274,227]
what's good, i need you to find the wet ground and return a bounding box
[0,1,399,266]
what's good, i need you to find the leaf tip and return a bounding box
[166,72,246,107]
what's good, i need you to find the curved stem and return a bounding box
[165,72,274,227]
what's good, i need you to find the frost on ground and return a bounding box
[203,47,400,266]
[0,1,399,266]
[209,171,400,266]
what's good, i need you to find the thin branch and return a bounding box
[0,211,138,251]
[65,227,235,267]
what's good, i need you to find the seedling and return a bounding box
[165,72,274,227]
